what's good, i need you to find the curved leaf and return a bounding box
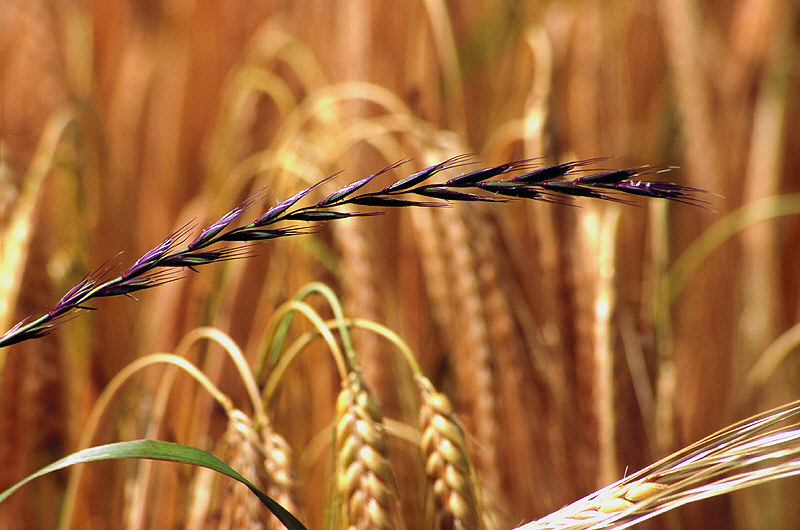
[0,439,306,530]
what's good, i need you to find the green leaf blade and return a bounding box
[0,439,306,530]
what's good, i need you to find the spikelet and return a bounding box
[334,372,403,529]
[416,375,483,530]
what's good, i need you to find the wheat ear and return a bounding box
[335,372,404,529]
[218,410,274,529]
[518,399,800,529]
[258,420,305,529]
[416,374,484,530]
[209,410,305,530]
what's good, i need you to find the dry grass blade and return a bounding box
[416,375,483,530]
[518,400,800,529]
[334,373,403,530]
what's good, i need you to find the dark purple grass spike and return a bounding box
[219,226,309,241]
[445,159,539,187]
[254,173,340,226]
[159,247,253,268]
[413,186,506,202]
[348,196,442,208]
[122,223,194,279]
[608,181,714,208]
[48,276,96,318]
[476,181,548,200]
[188,190,263,250]
[94,271,181,298]
[510,158,607,184]
[283,210,380,222]
[573,168,646,185]
[318,159,409,206]
[0,155,714,350]
[383,154,475,193]
[540,181,631,204]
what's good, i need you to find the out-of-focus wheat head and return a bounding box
[259,420,304,527]
[206,409,304,530]
[219,410,280,530]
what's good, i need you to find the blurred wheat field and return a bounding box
[1,0,800,528]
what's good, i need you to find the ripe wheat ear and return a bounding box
[517,399,800,529]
